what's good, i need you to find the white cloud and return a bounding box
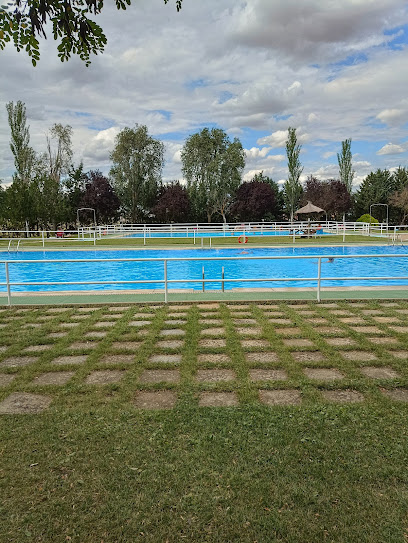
[245,147,271,160]
[377,143,407,155]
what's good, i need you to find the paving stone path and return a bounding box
[0,301,407,413]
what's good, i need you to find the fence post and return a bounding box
[222,266,224,292]
[210,237,212,248]
[201,237,204,249]
[164,260,168,303]
[93,230,96,246]
[317,257,321,302]
[42,230,45,248]
[194,231,196,245]
[143,227,146,246]
[5,262,11,306]
[202,266,205,292]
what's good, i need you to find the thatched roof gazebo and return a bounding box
[295,201,325,215]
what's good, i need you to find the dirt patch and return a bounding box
[164,320,187,326]
[249,369,287,381]
[200,327,226,336]
[233,318,257,325]
[199,392,239,407]
[318,327,344,334]
[85,370,125,385]
[388,350,408,359]
[31,371,75,385]
[0,374,16,387]
[259,389,301,406]
[327,310,352,316]
[235,327,263,337]
[199,339,227,348]
[322,389,364,403]
[361,309,383,315]
[24,344,53,352]
[100,354,135,365]
[360,366,400,379]
[275,327,302,336]
[291,351,325,362]
[372,316,400,323]
[111,341,142,351]
[59,322,80,329]
[69,342,98,350]
[282,339,314,348]
[168,312,188,318]
[268,318,292,324]
[339,317,366,324]
[0,356,38,368]
[199,303,220,310]
[197,353,231,364]
[341,351,378,361]
[367,337,399,345]
[351,326,383,334]
[306,318,329,325]
[227,304,250,310]
[134,390,177,409]
[160,329,186,337]
[388,326,408,334]
[325,337,357,347]
[52,355,88,366]
[93,321,117,328]
[381,388,408,402]
[149,354,182,364]
[199,319,223,326]
[241,339,270,349]
[196,369,236,382]
[48,332,68,339]
[303,368,344,381]
[395,309,408,315]
[156,340,185,349]
[138,369,180,384]
[85,331,108,338]
[0,392,52,414]
[129,320,151,327]
[245,352,278,363]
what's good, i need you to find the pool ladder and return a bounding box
[8,239,22,252]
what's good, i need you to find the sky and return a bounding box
[1,0,408,191]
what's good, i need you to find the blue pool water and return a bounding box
[127,228,326,238]
[1,246,408,291]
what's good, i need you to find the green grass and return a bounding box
[1,301,408,542]
[0,233,391,250]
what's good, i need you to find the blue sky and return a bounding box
[0,0,408,190]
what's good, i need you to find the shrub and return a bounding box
[356,214,378,224]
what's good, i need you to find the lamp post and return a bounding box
[369,203,388,236]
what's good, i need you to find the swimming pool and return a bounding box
[126,228,326,238]
[1,246,408,292]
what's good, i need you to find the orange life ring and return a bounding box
[238,235,248,244]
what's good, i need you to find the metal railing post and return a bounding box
[164,260,168,303]
[222,266,225,292]
[42,230,45,247]
[202,266,205,292]
[317,257,321,302]
[5,262,11,306]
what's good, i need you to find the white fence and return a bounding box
[1,253,408,305]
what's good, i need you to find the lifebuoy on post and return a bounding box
[238,235,248,244]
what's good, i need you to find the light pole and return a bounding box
[369,203,388,235]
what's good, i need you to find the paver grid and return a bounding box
[0,301,407,412]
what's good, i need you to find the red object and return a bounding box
[56,231,64,238]
[238,235,248,244]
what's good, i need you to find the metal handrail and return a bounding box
[0,253,408,305]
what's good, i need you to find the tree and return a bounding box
[181,127,245,223]
[302,176,351,219]
[62,163,87,224]
[252,171,284,220]
[153,182,190,223]
[337,138,355,194]
[283,127,303,221]
[80,170,120,223]
[46,123,73,184]
[353,169,397,222]
[231,181,276,222]
[389,187,408,224]
[110,125,164,223]
[6,100,36,185]
[0,1,183,66]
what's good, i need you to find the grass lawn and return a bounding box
[1,301,408,542]
[0,233,391,250]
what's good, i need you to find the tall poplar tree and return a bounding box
[337,138,355,194]
[283,127,303,221]
[6,100,36,184]
[110,125,164,222]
